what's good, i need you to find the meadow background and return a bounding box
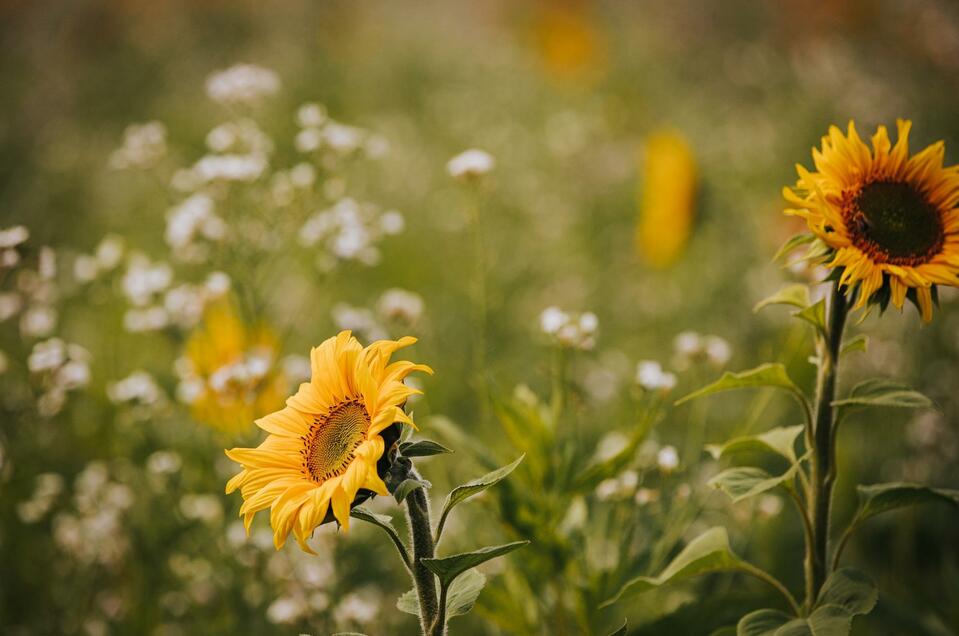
[1,1,958,634]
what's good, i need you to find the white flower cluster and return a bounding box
[591,435,685,505]
[299,198,405,269]
[164,194,227,261]
[53,462,134,566]
[109,121,167,170]
[635,360,677,392]
[270,162,317,206]
[377,288,425,325]
[73,235,125,283]
[27,338,91,416]
[446,148,495,180]
[121,253,228,332]
[539,305,598,350]
[673,331,732,370]
[0,224,30,268]
[17,472,64,523]
[174,345,275,406]
[293,102,389,159]
[331,288,425,343]
[205,63,280,106]
[107,370,165,407]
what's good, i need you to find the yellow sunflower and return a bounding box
[225,331,432,552]
[784,120,959,321]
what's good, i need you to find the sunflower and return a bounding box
[180,300,286,433]
[784,120,959,321]
[225,331,432,552]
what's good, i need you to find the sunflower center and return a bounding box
[304,399,370,482]
[850,181,943,264]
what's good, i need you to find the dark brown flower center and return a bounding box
[845,180,944,265]
[303,399,370,482]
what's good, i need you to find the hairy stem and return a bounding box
[805,283,848,608]
[405,470,439,634]
[431,585,449,636]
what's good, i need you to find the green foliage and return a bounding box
[853,482,959,522]
[676,364,805,407]
[397,568,487,619]
[421,541,529,588]
[434,455,525,543]
[753,284,811,313]
[603,528,747,606]
[706,426,804,463]
[393,478,431,504]
[833,379,934,411]
[399,439,453,458]
[708,464,799,503]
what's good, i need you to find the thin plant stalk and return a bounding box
[804,283,849,608]
[466,191,490,426]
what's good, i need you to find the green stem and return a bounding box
[740,562,803,616]
[466,191,490,426]
[805,283,849,608]
[831,516,860,572]
[404,469,439,635]
[549,345,567,424]
[431,585,449,636]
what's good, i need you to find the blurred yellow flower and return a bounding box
[784,120,959,322]
[635,131,698,268]
[182,301,286,433]
[530,0,607,86]
[224,331,432,552]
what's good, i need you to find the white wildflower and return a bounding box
[296,102,327,128]
[447,149,495,179]
[109,121,167,170]
[657,446,680,472]
[205,64,280,105]
[377,288,424,324]
[0,292,22,320]
[0,225,29,249]
[635,360,677,392]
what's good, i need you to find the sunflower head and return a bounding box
[182,300,287,433]
[784,119,959,322]
[224,331,432,553]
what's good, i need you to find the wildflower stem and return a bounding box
[404,469,439,635]
[805,283,848,609]
[466,191,490,426]
[549,345,568,423]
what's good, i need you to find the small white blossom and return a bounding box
[20,305,57,338]
[109,121,167,170]
[0,225,29,249]
[0,292,21,320]
[95,235,125,270]
[704,335,732,366]
[281,354,311,384]
[379,210,405,235]
[205,64,280,105]
[28,338,66,373]
[447,149,495,179]
[73,254,99,283]
[635,360,677,392]
[205,271,231,296]
[108,371,164,406]
[266,597,305,624]
[122,254,172,307]
[322,122,365,154]
[147,451,182,475]
[635,488,660,506]
[123,306,169,332]
[289,162,316,188]
[296,102,327,128]
[377,288,424,324]
[294,128,323,153]
[657,446,680,472]
[539,306,568,335]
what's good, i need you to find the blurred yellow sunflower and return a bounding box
[785,120,959,321]
[530,0,607,86]
[182,300,287,433]
[635,130,698,268]
[225,331,432,552]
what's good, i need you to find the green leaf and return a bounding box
[706,425,803,463]
[773,233,815,262]
[676,364,804,407]
[607,619,628,636]
[855,482,959,522]
[445,568,487,618]
[709,628,737,636]
[794,299,826,334]
[435,455,525,542]
[737,609,792,636]
[816,568,877,616]
[708,464,799,503]
[421,540,530,588]
[602,527,745,607]
[397,569,490,619]
[399,439,453,457]
[396,588,419,616]
[393,478,431,504]
[840,335,868,355]
[754,284,811,313]
[774,605,853,636]
[350,507,410,571]
[832,378,934,410]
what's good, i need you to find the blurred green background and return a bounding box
[1,0,958,634]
